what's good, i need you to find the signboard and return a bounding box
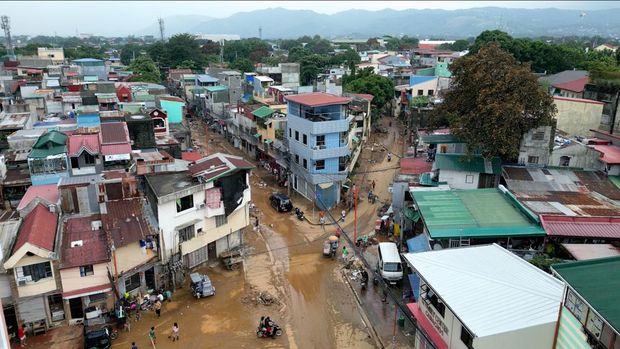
[104,153,130,162]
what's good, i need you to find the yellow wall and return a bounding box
[14,255,57,298]
[181,203,249,255]
[112,242,156,275]
[59,263,109,294]
[554,98,604,137]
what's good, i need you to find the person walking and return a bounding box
[342,246,349,263]
[154,300,162,318]
[319,215,325,230]
[131,342,138,349]
[170,322,179,342]
[149,326,157,345]
[341,210,346,223]
[18,324,26,347]
[372,180,376,190]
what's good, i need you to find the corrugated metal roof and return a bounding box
[205,85,227,93]
[285,92,351,107]
[404,244,564,337]
[591,145,620,164]
[13,203,58,253]
[17,184,59,210]
[0,218,22,272]
[434,153,502,175]
[58,174,103,187]
[251,106,275,118]
[552,256,620,331]
[561,243,620,260]
[196,74,218,83]
[541,215,620,239]
[420,134,461,144]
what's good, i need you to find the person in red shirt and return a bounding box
[18,324,26,347]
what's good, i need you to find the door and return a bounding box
[3,304,18,338]
[145,267,156,290]
[17,296,46,323]
[207,242,217,260]
[69,297,84,319]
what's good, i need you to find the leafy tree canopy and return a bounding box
[438,39,470,52]
[344,67,394,110]
[129,55,161,83]
[230,58,254,73]
[431,43,556,160]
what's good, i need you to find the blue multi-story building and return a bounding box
[285,93,352,209]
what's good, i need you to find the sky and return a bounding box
[3,1,620,36]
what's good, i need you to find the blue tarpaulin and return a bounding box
[408,273,421,301]
[407,234,431,253]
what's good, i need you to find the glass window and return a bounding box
[216,215,228,227]
[83,153,95,165]
[528,156,539,164]
[21,262,53,282]
[295,154,299,164]
[80,265,94,277]
[179,225,195,242]
[417,89,423,96]
[303,134,307,145]
[124,273,141,292]
[465,175,474,184]
[289,128,292,138]
[316,135,325,147]
[89,293,106,303]
[295,131,299,141]
[316,160,325,170]
[460,326,474,349]
[176,194,194,213]
[428,89,434,96]
[303,159,307,169]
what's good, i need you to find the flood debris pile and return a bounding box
[241,288,280,306]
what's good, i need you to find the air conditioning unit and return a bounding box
[18,280,27,286]
[312,146,319,150]
[197,203,206,209]
[91,220,102,230]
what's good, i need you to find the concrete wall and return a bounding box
[549,143,600,170]
[554,98,604,137]
[438,170,480,189]
[410,79,438,97]
[59,263,109,294]
[112,242,156,275]
[13,255,57,298]
[519,126,553,166]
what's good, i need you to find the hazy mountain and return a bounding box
[185,7,620,39]
[136,15,214,36]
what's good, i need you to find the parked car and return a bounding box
[83,307,117,349]
[190,272,216,299]
[269,193,293,212]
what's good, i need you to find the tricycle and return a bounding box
[323,236,338,258]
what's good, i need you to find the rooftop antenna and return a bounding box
[258,26,262,40]
[158,17,165,42]
[1,15,15,57]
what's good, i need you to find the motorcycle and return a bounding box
[294,207,305,221]
[360,271,369,290]
[256,320,283,338]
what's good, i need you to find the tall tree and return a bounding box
[129,56,161,83]
[344,68,394,110]
[431,43,556,159]
[230,58,254,73]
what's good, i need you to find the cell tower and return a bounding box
[158,17,165,42]
[258,26,262,40]
[1,15,14,57]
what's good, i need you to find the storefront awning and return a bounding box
[406,303,448,349]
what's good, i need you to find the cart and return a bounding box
[220,249,243,270]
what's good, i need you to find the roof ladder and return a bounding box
[460,237,471,247]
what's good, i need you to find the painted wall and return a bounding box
[554,98,604,137]
[14,255,57,298]
[410,79,438,96]
[549,143,600,169]
[112,242,156,275]
[475,322,557,349]
[59,263,109,294]
[438,169,480,189]
[160,100,185,124]
[554,307,590,349]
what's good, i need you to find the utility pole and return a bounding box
[258,26,262,40]
[158,17,165,42]
[353,185,358,242]
[1,16,14,57]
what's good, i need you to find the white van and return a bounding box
[376,242,403,285]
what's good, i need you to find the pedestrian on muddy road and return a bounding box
[131,341,138,349]
[372,180,376,190]
[342,246,349,262]
[18,324,26,347]
[149,326,157,345]
[154,300,162,318]
[341,210,346,222]
[170,322,179,342]
[319,216,325,230]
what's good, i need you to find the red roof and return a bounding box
[284,92,351,107]
[417,43,438,50]
[100,122,130,144]
[60,215,109,269]
[541,215,620,239]
[13,203,58,254]
[17,184,59,211]
[188,153,255,181]
[102,198,154,248]
[407,303,448,349]
[182,151,203,162]
[400,157,433,175]
[62,283,112,298]
[68,134,101,156]
[552,77,589,93]
[101,143,132,156]
[591,145,620,164]
[351,93,375,102]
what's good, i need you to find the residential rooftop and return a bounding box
[145,171,201,198]
[561,243,620,260]
[59,215,109,269]
[285,92,351,107]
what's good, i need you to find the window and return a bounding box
[303,159,308,169]
[465,175,474,184]
[559,156,571,167]
[176,194,194,213]
[426,289,446,317]
[295,131,299,141]
[125,273,141,292]
[316,135,326,147]
[460,326,474,349]
[197,228,203,235]
[289,128,292,138]
[417,89,423,96]
[303,134,307,145]
[21,262,52,282]
[527,156,539,164]
[215,214,228,227]
[83,153,95,165]
[428,89,434,96]
[531,131,545,141]
[339,157,347,171]
[179,224,195,242]
[295,154,299,164]
[89,293,106,303]
[71,157,79,168]
[80,265,94,277]
[316,160,325,170]
[565,289,588,324]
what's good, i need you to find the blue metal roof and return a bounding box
[77,113,101,128]
[72,58,104,63]
[196,74,219,83]
[409,75,437,87]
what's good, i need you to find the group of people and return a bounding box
[258,316,276,337]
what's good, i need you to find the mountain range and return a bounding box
[137,7,620,39]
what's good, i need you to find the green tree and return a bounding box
[230,58,254,73]
[120,43,143,65]
[129,56,161,83]
[176,60,197,70]
[438,39,470,51]
[165,33,206,68]
[330,49,360,72]
[147,41,168,66]
[299,54,329,85]
[344,67,394,110]
[431,43,556,160]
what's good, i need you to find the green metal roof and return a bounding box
[205,85,228,93]
[435,153,502,175]
[134,94,155,102]
[252,106,275,119]
[264,139,273,144]
[412,188,545,239]
[609,175,620,190]
[421,134,461,144]
[29,130,67,158]
[84,76,98,82]
[552,256,620,331]
[253,133,261,139]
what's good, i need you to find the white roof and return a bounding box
[403,244,563,337]
[254,76,274,82]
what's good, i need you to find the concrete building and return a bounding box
[72,58,106,81]
[27,131,70,186]
[144,153,254,268]
[551,256,620,349]
[37,48,65,64]
[0,211,22,340]
[518,125,554,166]
[67,134,103,176]
[286,93,352,209]
[553,96,604,137]
[255,63,301,89]
[404,244,563,349]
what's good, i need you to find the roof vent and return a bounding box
[71,240,83,248]
[91,220,102,230]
